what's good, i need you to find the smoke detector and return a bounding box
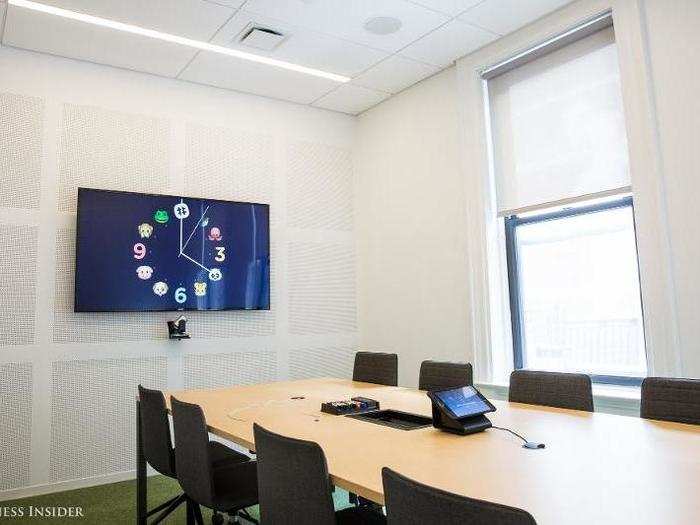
[236,24,287,51]
[364,16,402,35]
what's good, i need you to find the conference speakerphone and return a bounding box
[428,385,496,435]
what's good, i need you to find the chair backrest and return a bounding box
[353,351,398,386]
[419,361,473,391]
[170,396,215,507]
[138,385,176,477]
[640,377,700,425]
[508,370,594,412]
[253,424,336,525]
[382,467,537,525]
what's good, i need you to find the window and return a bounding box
[505,197,646,384]
[483,13,646,384]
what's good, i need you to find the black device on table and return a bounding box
[321,396,379,415]
[427,385,496,435]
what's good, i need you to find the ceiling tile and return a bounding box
[179,51,339,105]
[353,55,439,94]
[407,0,483,17]
[202,0,245,7]
[312,84,389,115]
[400,18,498,67]
[210,10,388,77]
[243,0,450,53]
[459,0,574,35]
[3,4,198,77]
[35,0,235,41]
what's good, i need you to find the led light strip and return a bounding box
[8,0,351,83]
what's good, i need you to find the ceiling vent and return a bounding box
[236,24,287,52]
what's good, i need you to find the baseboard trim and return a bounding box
[0,468,158,502]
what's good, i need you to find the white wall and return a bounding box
[0,46,358,498]
[641,0,700,376]
[355,0,700,385]
[355,67,472,388]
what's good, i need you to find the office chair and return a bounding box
[382,467,537,525]
[138,385,195,523]
[640,377,700,425]
[418,360,473,391]
[353,352,398,386]
[170,396,259,525]
[508,370,594,412]
[253,423,386,525]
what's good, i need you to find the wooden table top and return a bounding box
[167,377,700,525]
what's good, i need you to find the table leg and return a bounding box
[136,400,147,525]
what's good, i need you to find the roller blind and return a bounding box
[488,25,631,216]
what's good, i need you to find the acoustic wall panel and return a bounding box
[53,228,168,343]
[0,362,33,490]
[0,91,44,209]
[184,123,273,205]
[0,225,38,346]
[287,141,353,231]
[57,103,169,212]
[289,345,355,380]
[183,350,277,390]
[50,357,167,482]
[288,242,357,334]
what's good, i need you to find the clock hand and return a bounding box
[181,205,210,254]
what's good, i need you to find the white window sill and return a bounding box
[476,381,641,417]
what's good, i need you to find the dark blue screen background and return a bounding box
[436,387,492,418]
[75,188,270,312]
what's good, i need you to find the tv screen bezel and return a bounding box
[74,187,271,313]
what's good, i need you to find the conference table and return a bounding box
[137,377,700,524]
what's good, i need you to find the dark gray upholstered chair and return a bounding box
[508,370,594,412]
[418,361,473,391]
[170,396,258,525]
[138,385,191,523]
[353,352,398,386]
[253,423,386,525]
[382,468,536,525]
[640,377,700,425]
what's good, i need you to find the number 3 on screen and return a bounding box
[175,287,187,304]
[133,243,146,259]
[215,246,226,262]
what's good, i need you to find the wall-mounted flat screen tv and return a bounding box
[74,188,270,312]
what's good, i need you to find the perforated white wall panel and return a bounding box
[0,362,33,490]
[0,92,43,209]
[184,123,273,205]
[183,351,277,390]
[50,357,167,482]
[0,224,38,346]
[290,345,355,381]
[287,141,353,231]
[57,103,169,212]
[289,242,357,334]
[0,49,356,495]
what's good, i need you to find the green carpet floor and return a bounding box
[3,476,352,523]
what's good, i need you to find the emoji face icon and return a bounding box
[207,227,222,241]
[194,282,207,297]
[208,268,222,281]
[154,210,169,224]
[137,265,153,280]
[173,202,189,220]
[138,223,153,239]
[152,281,168,296]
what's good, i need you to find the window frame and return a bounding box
[504,196,646,386]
